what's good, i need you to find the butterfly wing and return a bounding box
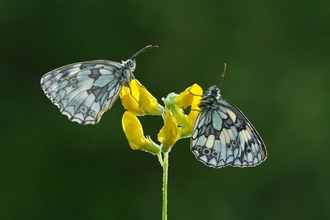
[190,98,267,168]
[41,60,126,125]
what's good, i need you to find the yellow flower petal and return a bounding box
[180,108,200,137]
[162,92,189,128]
[175,84,203,109]
[122,111,160,154]
[171,104,189,127]
[158,110,181,151]
[176,84,203,137]
[120,80,164,116]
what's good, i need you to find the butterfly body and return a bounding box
[40,45,157,125]
[191,85,267,168]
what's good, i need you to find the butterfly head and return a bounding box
[206,85,221,99]
[123,45,158,73]
[198,85,221,109]
[126,58,137,72]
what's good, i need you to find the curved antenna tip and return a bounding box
[131,45,158,59]
[220,63,227,87]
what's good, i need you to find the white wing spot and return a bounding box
[226,109,236,122]
[205,134,215,149]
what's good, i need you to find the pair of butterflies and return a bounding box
[40,45,267,168]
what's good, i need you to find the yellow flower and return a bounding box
[120,79,164,116]
[121,83,203,155]
[174,84,203,137]
[158,110,181,152]
[181,107,200,137]
[162,93,188,127]
[122,111,160,155]
[175,83,203,109]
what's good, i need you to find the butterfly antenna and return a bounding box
[220,63,227,87]
[131,45,158,59]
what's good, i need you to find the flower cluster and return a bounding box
[120,79,202,157]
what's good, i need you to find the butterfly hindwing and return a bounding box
[190,85,267,168]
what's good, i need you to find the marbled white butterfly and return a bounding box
[190,64,267,168]
[40,45,157,125]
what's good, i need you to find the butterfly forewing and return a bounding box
[41,60,126,124]
[40,45,157,125]
[190,85,267,168]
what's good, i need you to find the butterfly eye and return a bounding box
[210,87,219,96]
[128,59,137,71]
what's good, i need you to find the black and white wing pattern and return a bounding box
[40,45,157,125]
[190,85,267,168]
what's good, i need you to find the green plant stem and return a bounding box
[162,152,169,220]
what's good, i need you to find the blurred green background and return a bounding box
[1,0,330,219]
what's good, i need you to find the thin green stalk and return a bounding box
[162,152,169,220]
